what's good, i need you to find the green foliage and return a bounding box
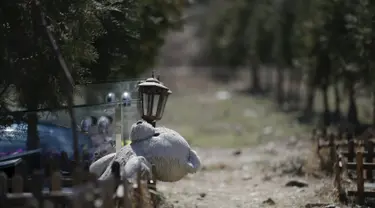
[202,0,375,125]
[0,0,104,110]
[202,0,375,83]
[89,0,183,81]
[203,0,375,85]
[0,0,183,151]
[0,0,183,110]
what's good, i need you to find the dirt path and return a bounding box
[154,4,340,208]
[158,140,336,208]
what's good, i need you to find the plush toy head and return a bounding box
[98,116,113,135]
[80,116,97,133]
[130,126,201,182]
[129,120,156,142]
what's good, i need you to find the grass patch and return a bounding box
[160,88,310,148]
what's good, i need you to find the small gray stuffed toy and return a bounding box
[90,120,201,182]
[80,116,116,162]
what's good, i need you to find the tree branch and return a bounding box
[33,0,80,164]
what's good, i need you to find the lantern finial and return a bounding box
[151,70,155,78]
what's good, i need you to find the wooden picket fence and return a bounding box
[0,161,159,208]
[315,128,375,205]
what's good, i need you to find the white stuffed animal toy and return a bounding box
[89,120,201,182]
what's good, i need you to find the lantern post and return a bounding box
[137,71,171,127]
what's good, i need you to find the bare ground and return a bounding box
[150,4,346,208]
[158,140,337,208]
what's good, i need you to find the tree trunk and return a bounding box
[250,60,261,92]
[276,67,284,105]
[322,85,330,126]
[263,66,272,92]
[26,112,39,151]
[333,81,341,122]
[26,110,40,170]
[347,82,358,125]
[29,2,40,152]
[285,70,291,101]
[303,84,315,116]
[288,69,302,108]
[295,69,303,104]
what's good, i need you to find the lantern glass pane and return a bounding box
[142,92,149,116]
[137,98,142,116]
[152,94,160,117]
[156,95,164,119]
[147,94,153,117]
[159,95,168,118]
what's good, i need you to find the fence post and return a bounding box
[50,155,60,175]
[316,130,323,170]
[50,171,62,208]
[0,172,8,207]
[322,127,327,138]
[60,151,70,172]
[11,175,23,193]
[122,179,132,208]
[111,161,121,208]
[334,153,341,191]
[31,170,44,208]
[149,164,157,208]
[71,192,83,208]
[72,167,83,186]
[100,177,115,208]
[347,133,355,162]
[337,130,343,142]
[316,133,320,155]
[51,172,62,191]
[356,151,365,205]
[329,133,336,173]
[366,141,374,182]
[136,168,143,208]
[15,161,27,192]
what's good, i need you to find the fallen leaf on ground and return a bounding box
[285,180,308,188]
[262,198,275,205]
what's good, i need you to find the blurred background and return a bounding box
[1,0,375,206]
[1,0,374,148]
[155,0,375,147]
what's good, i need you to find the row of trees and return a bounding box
[200,0,375,129]
[0,0,183,150]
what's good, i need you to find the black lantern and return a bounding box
[138,71,171,126]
